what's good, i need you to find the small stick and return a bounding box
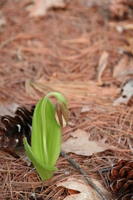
[60,150,108,200]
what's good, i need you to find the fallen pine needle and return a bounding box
[60,150,108,200]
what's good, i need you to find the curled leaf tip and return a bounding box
[54,101,69,128]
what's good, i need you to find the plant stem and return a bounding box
[60,150,108,200]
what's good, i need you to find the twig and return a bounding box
[60,149,108,200]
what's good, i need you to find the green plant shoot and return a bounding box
[23,92,69,181]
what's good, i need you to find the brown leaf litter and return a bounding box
[57,177,108,200]
[26,0,66,17]
[0,0,133,199]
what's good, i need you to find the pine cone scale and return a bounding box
[100,159,133,199]
[127,170,133,179]
[109,159,133,199]
[0,105,35,149]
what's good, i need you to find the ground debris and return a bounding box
[0,0,133,199]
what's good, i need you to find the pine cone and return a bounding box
[108,159,133,200]
[0,105,35,149]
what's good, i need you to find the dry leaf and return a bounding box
[113,55,133,81]
[113,56,128,80]
[110,22,133,35]
[124,36,133,55]
[0,101,19,116]
[81,107,106,114]
[61,129,109,156]
[81,107,92,113]
[126,35,133,46]
[97,51,109,84]
[121,24,133,30]
[57,177,106,200]
[0,10,6,30]
[26,0,66,17]
[115,25,124,33]
[124,46,133,55]
[114,80,133,106]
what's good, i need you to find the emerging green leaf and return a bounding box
[23,92,68,181]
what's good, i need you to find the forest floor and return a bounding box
[0,0,133,199]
